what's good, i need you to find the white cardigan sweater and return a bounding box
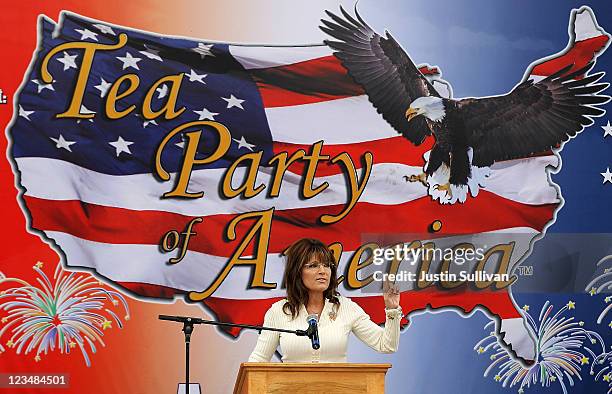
[248,295,402,363]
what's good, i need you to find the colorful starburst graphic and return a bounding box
[585,254,612,393]
[0,262,130,366]
[475,301,605,394]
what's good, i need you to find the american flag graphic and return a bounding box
[8,8,609,363]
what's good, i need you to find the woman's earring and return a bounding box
[328,310,337,321]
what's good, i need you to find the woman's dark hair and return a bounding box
[282,238,340,319]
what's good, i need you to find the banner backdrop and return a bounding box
[1,1,611,393]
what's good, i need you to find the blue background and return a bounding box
[344,1,612,393]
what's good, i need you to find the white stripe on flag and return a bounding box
[264,95,398,144]
[229,45,333,70]
[16,155,558,216]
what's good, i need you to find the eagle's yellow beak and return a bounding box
[405,106,418,122]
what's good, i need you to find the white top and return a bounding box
[248,295,402,363]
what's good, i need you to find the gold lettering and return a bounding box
[416,242,436,289]
[142,74,186,120]
[387,241,420,278]
[168,217,203,264]
[345,243,378,289]
[40,34,128,118]
[439,243,474,289]
[474,242,516,289]
[154,120,231,198]
[267,150,306,197]
[301,141,330,199]
[106,74,139,119]
[320,151,373,224]
[188,209,276,301]
[222,152,266,198]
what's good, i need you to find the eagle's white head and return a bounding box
[406,96,446,122]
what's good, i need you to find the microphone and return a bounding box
[306,314,320,350]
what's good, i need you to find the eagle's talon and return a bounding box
[433,183,453,199]
[404,173,428,186]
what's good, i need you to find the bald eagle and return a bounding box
[320,7,609,198]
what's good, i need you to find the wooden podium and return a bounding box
[233,362,392,394]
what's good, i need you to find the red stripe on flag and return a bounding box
[252,55,444,108]
[118,281,183,298]
[25,193,556,257]
[251,55,364,108]
[418,65,441,76]
[531,35,609,77]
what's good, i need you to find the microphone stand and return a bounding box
[158,314,311,394]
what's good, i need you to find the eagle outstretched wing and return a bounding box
[321,6,439,145]
[460,63,609,167]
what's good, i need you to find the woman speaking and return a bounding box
[248,238,402,363]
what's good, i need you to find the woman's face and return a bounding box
[300,254,332,294]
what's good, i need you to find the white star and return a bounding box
[603,121,612,138]
[19,105,34,121]
[116,52,142,70]
[139,45,162,61]
[192,43,215,58]
[143,119,158,128]
[57,52,78,71]
[75,28,98,41]
[31,79,55,93]
[109,136,133,157]
[156,84,168,99]
[185,69,207,84]
[193,107,218,121]
[133,113,156,128]
[222,94,245,110]
[93,23,115,36]
[50,134,76,152]
[602,167,612,184]
[76,105,95,123]
[94,78,112,97]
[233,136,256,151]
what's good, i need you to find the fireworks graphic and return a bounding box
[0,262,130,366]
[592,349,612,394]
[475,301,605,394]
[585,254,612,392]
[586,254,612,324]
